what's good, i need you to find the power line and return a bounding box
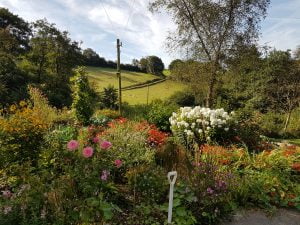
[124,0,136,31]
[99,0,119,38]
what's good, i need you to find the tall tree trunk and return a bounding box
[284,109,292,133]
[206,61,218,108]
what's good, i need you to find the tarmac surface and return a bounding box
[220,209,300,225]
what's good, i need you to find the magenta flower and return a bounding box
[101,170,110,181]
[114,159,122,168]
[100,140,112,150]
[82,146,94,158]
[93,137,100,143]
[67,140,79,151]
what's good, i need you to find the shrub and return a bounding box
[0,102,50,167]
[168,90,195,107]
[71,67,97,125]
[100,85,118,109]
[147,100,178,132]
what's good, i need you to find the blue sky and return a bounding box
[1,0,300,66]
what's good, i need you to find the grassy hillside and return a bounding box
[86,66,186,104]
[87,67,159,90]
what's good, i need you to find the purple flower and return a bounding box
[207,187,214,194]
[101,170,110,181]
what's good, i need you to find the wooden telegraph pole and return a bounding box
[117,39,122,115]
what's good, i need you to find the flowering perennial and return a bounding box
[169,106,233,144]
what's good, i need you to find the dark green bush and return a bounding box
[167,90,195,106]
[71,67,97,125]
[146,100,178,132]
[100,85,118,110]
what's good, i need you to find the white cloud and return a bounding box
[2,0,300,66]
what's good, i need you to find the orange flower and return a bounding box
[291,163,300,172]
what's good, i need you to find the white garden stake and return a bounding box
[167,171,177,224]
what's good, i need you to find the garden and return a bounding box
[0,73,299,225]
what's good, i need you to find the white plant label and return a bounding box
[167,171,177,224]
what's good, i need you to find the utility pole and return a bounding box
[117,39,122,115]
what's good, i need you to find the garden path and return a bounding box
[221,209,300,225]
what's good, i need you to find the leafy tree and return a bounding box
[72,67,97,124]
[263,50,300,131]
[21,19,82,108]
[0,53,28,107]
[139,57,148,72]
[83,48,107,67]
[169,59,183,70]
[150,0,270,107]
[146,55,165,75]
[0,7,32,53]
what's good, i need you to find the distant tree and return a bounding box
[139,57,148,72]
[132,59,139,67]
[150,0,270,107]
[0,7,32,53]
[147,56,165,75]
[169,59,183,70]
[264,50,300,131]
[82,48,107,67]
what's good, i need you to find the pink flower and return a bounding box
[82,146,94,158]
[1,190,12,199]
[114,159,122,168]
[100,170,110,181]
[93,137,100,143]
[100,140,112,150]
[67,140,79,151]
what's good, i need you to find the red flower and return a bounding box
[147,128,168,147]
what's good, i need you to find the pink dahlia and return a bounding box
[93,136,100,143]
[67,140,79,151]
[114,159,122,168]
[100,140,112,150]
[82,146,94,158]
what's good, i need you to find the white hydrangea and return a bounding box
[169,106,233,144]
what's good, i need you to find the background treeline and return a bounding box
[168,44,300,137]
[83,48,165,75]
[0,8,165,109]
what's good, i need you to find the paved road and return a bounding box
[220,209,300,225]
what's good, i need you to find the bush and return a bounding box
[0,102,50,167]
[71,67,97,125]
[168,90,195,107]
[100,85,118,110]
[147,100,178,132]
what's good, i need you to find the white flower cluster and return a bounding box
[169,106,234,143]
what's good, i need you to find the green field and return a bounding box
[87,67,186,104]
[87,67,159,90]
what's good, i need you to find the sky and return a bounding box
[1,0,300,66]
